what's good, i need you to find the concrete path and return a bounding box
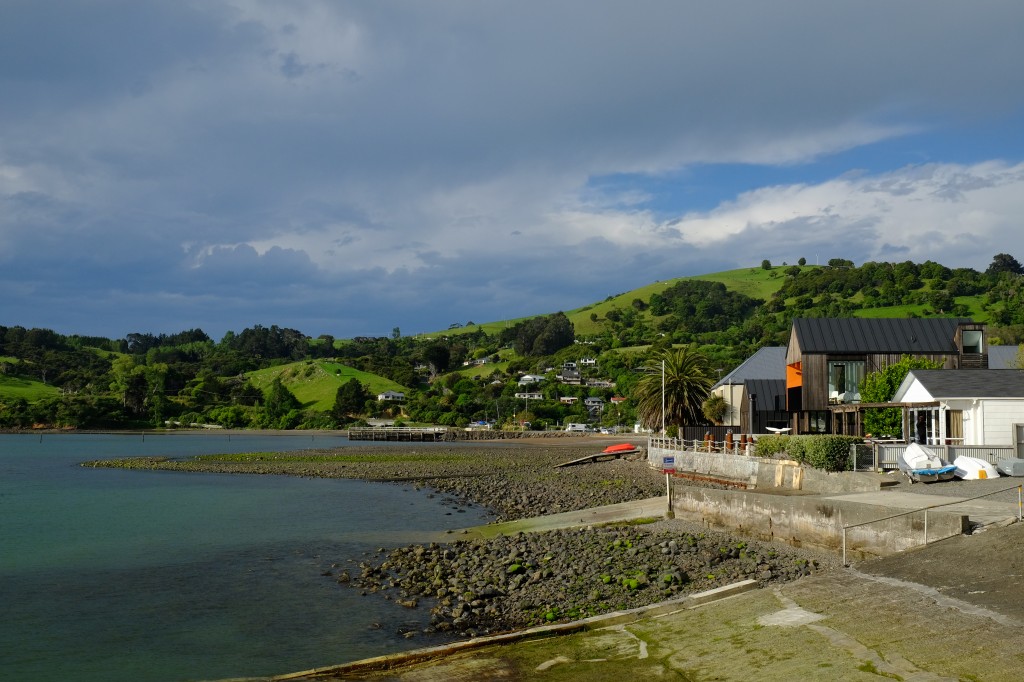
[822,490,1022,527]
[452,495,671,539]
[253,566,1024,681]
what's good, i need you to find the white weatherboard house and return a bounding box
[892,369,1024,453]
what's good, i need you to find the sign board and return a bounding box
[662,455,675,472]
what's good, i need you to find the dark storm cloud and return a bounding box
[1,1,1023,338]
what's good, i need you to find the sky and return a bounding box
[2,1,1024,341]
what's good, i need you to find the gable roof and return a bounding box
[894,369,1024,401]
[792,317,970,355]
[714,346,786,388]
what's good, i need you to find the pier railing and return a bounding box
[348,426,449,442]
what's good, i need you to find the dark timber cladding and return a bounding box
[785,317,985,425]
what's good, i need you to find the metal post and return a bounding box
[924,510,928,545]
[661,359,666,435]
[842,527,847,567]
[1019,486,1022,523]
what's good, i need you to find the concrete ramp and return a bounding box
[822,491,1020,528]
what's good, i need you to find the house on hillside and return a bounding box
[517,374,545,386]
[892,369,1024,452]
[785,317,988,434]
[377,390,406,402]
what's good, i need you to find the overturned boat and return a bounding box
[898,442,957,483]
[952,455,1001,480]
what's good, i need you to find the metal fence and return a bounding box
[842,484,1023,565]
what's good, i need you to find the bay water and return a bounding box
[0,433,491,681]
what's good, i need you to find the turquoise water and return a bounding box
[0,433,491,681]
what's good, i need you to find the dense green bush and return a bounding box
[804,435,859,472]
[754,434,859,472]
[753,434,788,458]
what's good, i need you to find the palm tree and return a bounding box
[633,346,714,432]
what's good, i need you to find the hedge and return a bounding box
[753,434,860,472]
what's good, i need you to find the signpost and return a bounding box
[662,456,676,517]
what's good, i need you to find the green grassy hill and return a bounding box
[0,373,60,402]
[420,264,998,340]
[244,360,409,411]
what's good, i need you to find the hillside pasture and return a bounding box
[245,361,409,411]
[0,374,60,402]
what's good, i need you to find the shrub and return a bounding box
[804,435,859,472]
[753,434,789,458]
[754,434,859,471]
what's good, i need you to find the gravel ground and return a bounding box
[879,469,1024,502]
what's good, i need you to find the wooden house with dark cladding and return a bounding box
[785,317,987,434]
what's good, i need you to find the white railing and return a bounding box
[872,442,1017,470]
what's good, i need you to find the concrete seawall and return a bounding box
[669,484,968,560]
[651,443,969,559]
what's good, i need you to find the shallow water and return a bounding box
[0,433,490,682]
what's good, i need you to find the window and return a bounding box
[962,330,983,354]
[828,360,865,403]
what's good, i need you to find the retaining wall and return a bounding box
[670,484,968,560]
[649,443,885,494]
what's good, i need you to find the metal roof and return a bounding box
[744,378,787,411]
[713,346,786,388]
[988,345,1019,369]
[792,317,970,354]
[903,369,1024,399]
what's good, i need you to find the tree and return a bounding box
[761,259,772,270]
[860,355,942,437]
[264,377,301,421]
[987,253,1024,276]
[701,393,728,424]
[798,257,807,266]
[633,346,714,431]
[333,379,369,419]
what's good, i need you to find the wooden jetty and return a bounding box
[348,426,449,442]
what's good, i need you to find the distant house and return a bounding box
[610,396,627,404]
[579,358,597,366]
[377,390,406,402]
[558,369,582,384]
[892,369,1024,450]
[515,392,543,400]
[518,374,545,386]
[586,379,614,388]
[560,396,579,405]
[584,397,604,414]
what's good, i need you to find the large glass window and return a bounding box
[828,360,865,403]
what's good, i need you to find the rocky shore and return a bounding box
[342,521,832,638]
[87,439,839,637]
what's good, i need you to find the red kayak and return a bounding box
[602,443,638,454]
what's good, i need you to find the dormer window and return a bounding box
[962,330,983,354]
